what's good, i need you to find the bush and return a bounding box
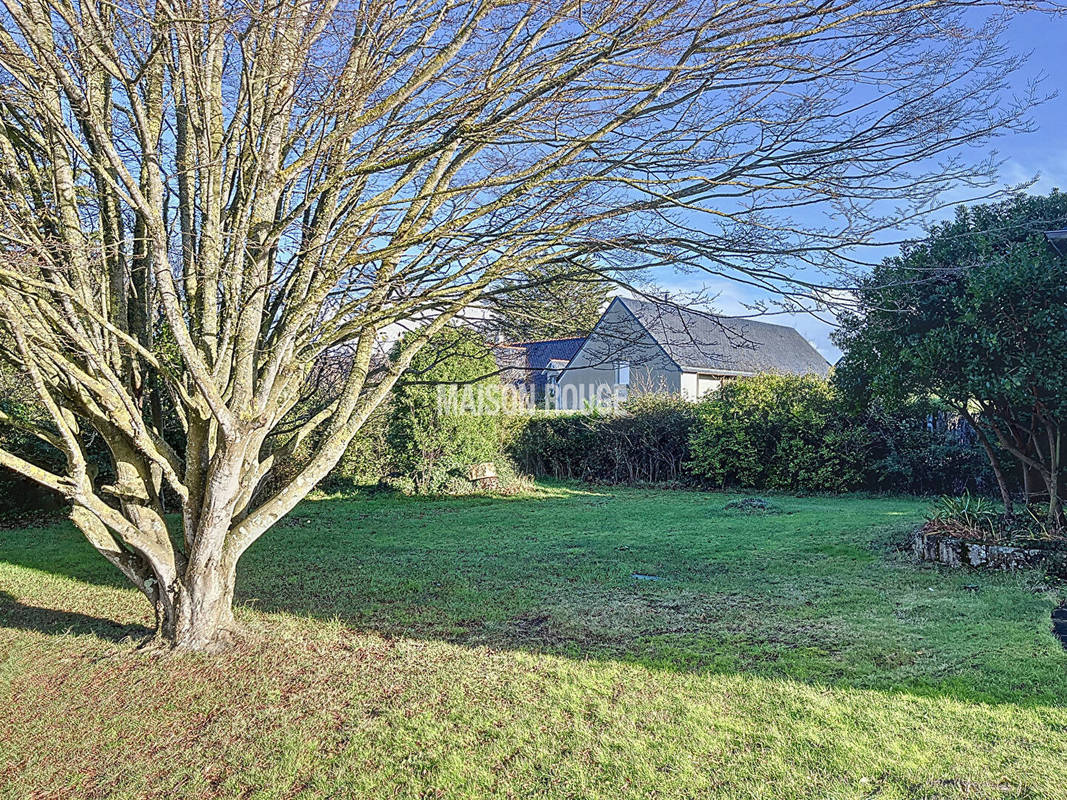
[926,494,1067,544]
[506,377,994,495]
[320,329,535,496]
[688,374,867,493]
[318,403,393,490]
[387,327,504,492]
[859,399,995,496]
[319,326,528,495]
[0,366,109,516]
[505,393,697,484]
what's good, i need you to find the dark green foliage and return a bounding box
[859,399,994,496]
[384,326,506,493]
[0,366,111,517]
[688,374,867,493]
[507,379,989,494]
[0,419,64,516]
[685,375,990,495]
[505,393,697,484]
[317,403,393,490]
[834,192,1067,521]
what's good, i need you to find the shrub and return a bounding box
[0,422,66,516]
[384,326,516,494]
[925,493,1002,541]
[688,374,867,493]
[318,403,393,490]
[0,366,111,516]
[859,399,995,496]
[505,393,697,484]
[926,494,1067,544]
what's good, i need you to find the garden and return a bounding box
[4,1,1067,794]
[3,485,1066,798]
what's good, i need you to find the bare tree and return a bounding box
[0,0,1050,649]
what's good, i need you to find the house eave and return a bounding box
[677,366,758,377]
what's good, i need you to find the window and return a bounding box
[616,361,630,386]
[696,374,721,397]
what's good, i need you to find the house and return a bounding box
[494,337,586,405]
[555,297,830,410]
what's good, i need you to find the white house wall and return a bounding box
[556,299,680,410]
[680,371,698,400]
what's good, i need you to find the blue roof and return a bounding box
[517,338,585,371]
[503,338,586,387]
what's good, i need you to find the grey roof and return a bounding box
[616,297,830,377]
[519,338,586,371]
[497,337,587,387]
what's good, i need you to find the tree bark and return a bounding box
[1045,423,1064,529]
[963,408,1014,515]
[169,555,239,652]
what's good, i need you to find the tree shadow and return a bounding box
[0,591,151,641]
[0,516,132,590]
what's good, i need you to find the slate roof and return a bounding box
[497,337,586,387]
[616,297,830,377]
[517,338,586,372]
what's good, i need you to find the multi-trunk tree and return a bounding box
[0,0,1048,649]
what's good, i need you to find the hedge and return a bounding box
[0,368,996,511]
[504,394,697,485]
[506,376,993,494]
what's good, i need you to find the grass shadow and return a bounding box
[0,590,151,641]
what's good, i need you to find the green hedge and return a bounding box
[1,358,995,511]
[504,394,697,485]
[687,374,865,492]
[506,375,992,494]
[687,374,992,494]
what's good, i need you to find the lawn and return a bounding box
[1,484,1065,799]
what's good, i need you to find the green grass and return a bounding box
[1,484,1065,799]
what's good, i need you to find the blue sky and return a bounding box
[661,9,1067,364]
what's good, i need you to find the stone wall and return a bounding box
[914,528,1067,578]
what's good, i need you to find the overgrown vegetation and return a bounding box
[927,493,1067,545]
[506,377,992,494]
[2,487,1065,798]
[506,394,697,484]
[835,192,1067,525]
[0,366,998,510]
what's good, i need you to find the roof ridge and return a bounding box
[615,296,829,372]
[504,336,587,346]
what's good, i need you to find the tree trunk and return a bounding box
[965,410,1014,515]
[1022,461,1035,505]
[1046,423,1063,530]
[168,559,239,651]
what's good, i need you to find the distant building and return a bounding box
[555,297,830,410]
[495,337,586,406]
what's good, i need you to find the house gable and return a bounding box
[618,297,830,378]
[556,299,682,407]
